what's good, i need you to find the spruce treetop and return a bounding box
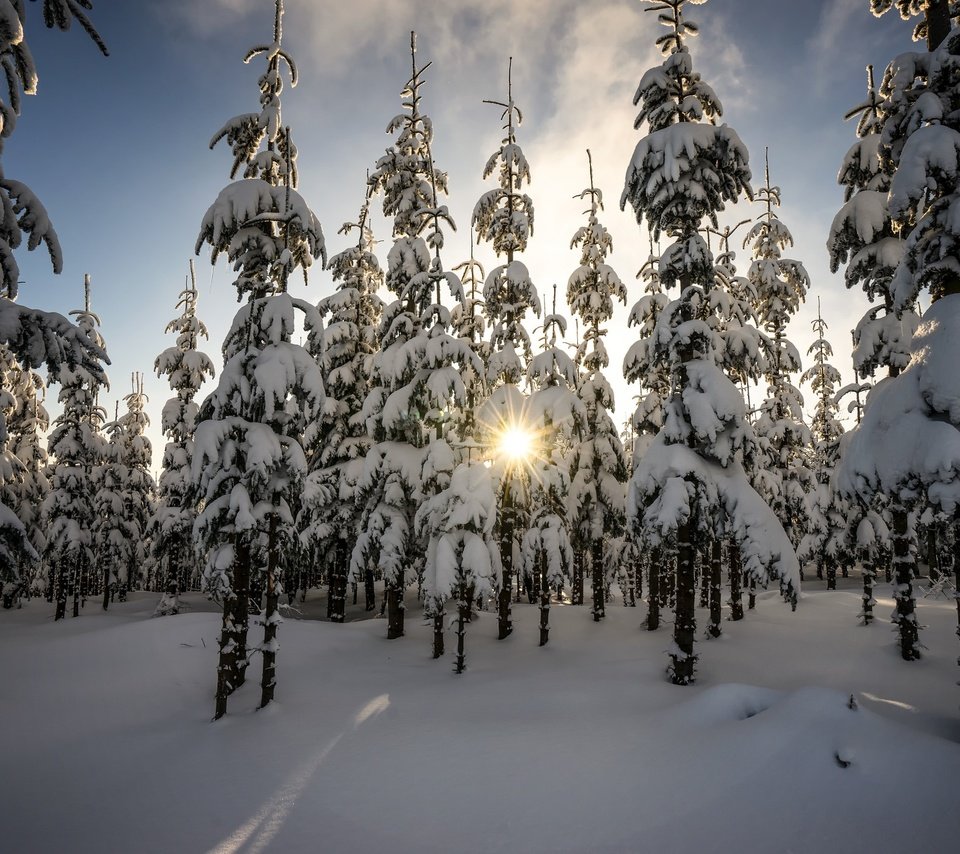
[197,0,325,299]
[369,31,450,247]
[473,58,534,259]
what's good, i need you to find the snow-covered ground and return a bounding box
[2,581,959,854]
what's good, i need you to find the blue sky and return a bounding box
[6,0,913,469]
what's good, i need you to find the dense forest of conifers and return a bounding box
[1,0,959,719]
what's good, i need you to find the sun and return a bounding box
[497,426,536,463]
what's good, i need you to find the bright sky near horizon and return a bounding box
[5,0,914,470]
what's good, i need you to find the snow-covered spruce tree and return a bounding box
[828,64,917,382]
[113,373,155,598]
[43,275,108,620]
[301,189,384,621]
[92,401,125,608]
[621,0,799,684]
[565,152,629,624]
[415,232,481,658]
[0,351,48,605]
[152,263,215,616]
[0,4,108,597]
[451,239,490,467]
[416,461,499,672]
[352,33,470,642]
[742,151,814,567]
[707,221,767,622]
[523,298,582,643]
[193,0,325,717]
[799,303,850,589]
[624,240,672,628]
[0,346,33,604]
[473,58,541,640]
[839,1,960,661]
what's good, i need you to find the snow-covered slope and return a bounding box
[1,587,958,853]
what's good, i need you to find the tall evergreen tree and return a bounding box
[193,0,325,717]
[473,58,541,641]
[829,65,917,381]
[566,152,629,624]
[302,188,384,621]
[624,240,672,629]
[352,32,470,641]
[114,373,155,598]
[743,152,814,566]
[0,3,108,597]
[839,0,960,661]
[622,0,799,683]
[93,400,125,607]
[43,275,108,620]
[0,351,48,605]
[523,299,581,642]
[152,263,216,615]
[799,304,850,589]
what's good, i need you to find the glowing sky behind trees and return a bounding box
[6,0,912,466]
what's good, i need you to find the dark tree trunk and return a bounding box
[891,503,920,660]
[498,487,514,640]
[825,550,836,591]
[647,546,661,631]
[432,602,445,659]
[329,541,348,623]
[661,547,675,611]
[633,552,642,605]
[927,1,951,51]
[259,516,280,709]
[729,543,743,621]
[54,562,67,621]
[386,569,404,639]
[71,561,80,617]
[591,539,605,622]
[671,516,697,685]
[213,592,237,720]
[364,569,375,611]
[927,525,940,581]
[464,582,476,622]
[231,539,251,687]
[748,575,756,610]
[572,549,584,605]
[538,557,550,647]
[454,582,468,674]
[699,548,710,609]
[102,560,111,611]
[708,539,722,638]
[860,547,876,626]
